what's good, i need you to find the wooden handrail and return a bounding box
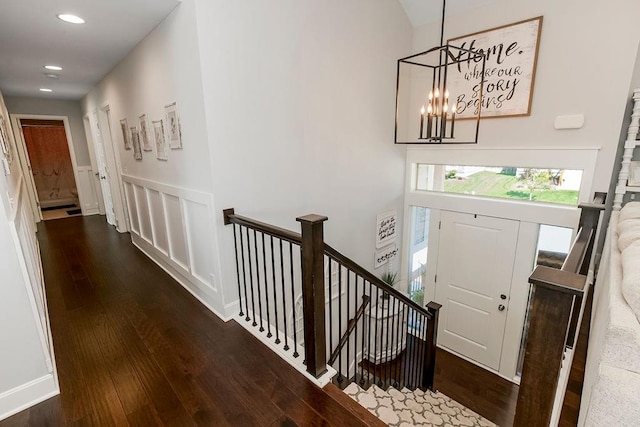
[328,295,370,365]
[325,244,434,320]
[224,209,302,244]
[514,193,606,426]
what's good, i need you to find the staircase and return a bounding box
[343,382,495,427]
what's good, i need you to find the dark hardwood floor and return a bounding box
[0,216,383,427]
[0,215,590,426]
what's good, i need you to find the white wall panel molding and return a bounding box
[122,174,222,312]
[0,374,58,422]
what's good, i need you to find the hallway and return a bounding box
[0,216,381,426]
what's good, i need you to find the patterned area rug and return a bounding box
[344,383,496,427]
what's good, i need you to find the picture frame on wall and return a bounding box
[131,126,142,160]
[0,114,12,175]
[153,119,168,161]
[138,114,153,151]
[120,118,131,150]
[164,102,182,149]
[447,16,543,119]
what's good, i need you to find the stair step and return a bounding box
[343,382,496,426]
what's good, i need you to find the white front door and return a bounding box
[435,211,519,371]
[92,112,116,226]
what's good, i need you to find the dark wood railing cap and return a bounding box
[296,214,328,224]
[426,301,443,312]
[529,265,586,296]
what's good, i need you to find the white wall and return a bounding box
[0,91,58,420]
[81,1,225,314]
[412,0,640,194]
[4,96,91,166]
[194,0,413,314]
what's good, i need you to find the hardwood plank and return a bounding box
[0,215,530,427]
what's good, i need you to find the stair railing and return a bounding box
[223,208,441,391]
[513,192,606,426]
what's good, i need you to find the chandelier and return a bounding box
[395,0,486,144]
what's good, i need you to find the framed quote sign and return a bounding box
[447,16,543,119]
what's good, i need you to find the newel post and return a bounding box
[422,301,442,390]
[297,214,328,378]
[513,267,585,426]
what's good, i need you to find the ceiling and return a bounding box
[0,0,490,101]
[398,0,496,28]
[0,0,180,100]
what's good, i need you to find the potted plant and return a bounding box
[380,271,398,299]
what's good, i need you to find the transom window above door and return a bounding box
[415,164,583,206]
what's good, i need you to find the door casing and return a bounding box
[10,114,84,222]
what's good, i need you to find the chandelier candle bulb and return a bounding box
[420,106,425,138]
[451,106,456,138]
[442,110,447,137]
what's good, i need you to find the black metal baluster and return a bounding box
[337,262,343,382]
[328,257,333,364]
[402,302,410,388]
[412,309,420,388]
[373,285,381,387]
[394,299,402,388]
[346,270,351,382]
[254,230,264,332]
[352,272,358,384]
[239,226,250,322]
[279,239,289,351]
[366,280,373,386]
[247,228,257,326]
[289,243,299,358]
[270,236,279,343]
[231,224,244,317]
[359,277,366,386]
[418,313,427,388]
[384,293,392,388]
[405,306,413,387]
[389,296,398,388]
[261,233,271,337]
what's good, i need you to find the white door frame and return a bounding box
[98,103,130,232]
[400,147,599,382]
[10,114,84,222]
[83,114,105,215]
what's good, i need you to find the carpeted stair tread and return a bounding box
[344,381,496,426]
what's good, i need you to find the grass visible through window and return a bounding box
[442,168,580,205]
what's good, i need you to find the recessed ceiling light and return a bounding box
[57,14,85,24]
[45,74,59,79]
[39,88,53,92]
[44,65,62,71]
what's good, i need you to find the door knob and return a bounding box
[500,294,507,300]
[498,304,506,311]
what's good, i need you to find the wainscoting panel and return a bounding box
[163,193,189,270]
[134,184,152,245]
[183,199,214,288]
[121,175,219,309]
[146,189,169,256]
[75,166,99,215]
[124,181,139,235]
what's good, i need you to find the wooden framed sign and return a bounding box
[447,16,543,119]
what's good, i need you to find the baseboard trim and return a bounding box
[0,374,59,421]
[132,236,232,322]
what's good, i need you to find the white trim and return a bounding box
[0,374,59,422]
[402,146,598,380]
[232,313,337,388]
[132,235,229,321]
[82,114,105,215]
[9,114,85,221]
[99,104,130,232]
